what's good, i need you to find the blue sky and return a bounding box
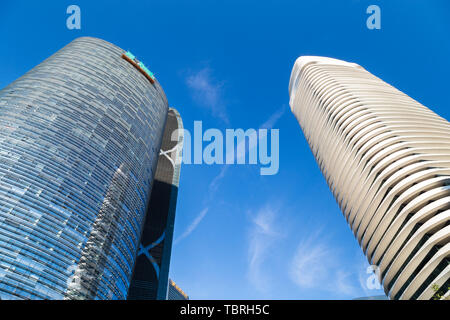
[1,0,449,299]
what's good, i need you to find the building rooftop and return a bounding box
[288,56,362,105]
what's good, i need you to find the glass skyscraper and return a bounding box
[0,37,169,299]
[128,108,184,300]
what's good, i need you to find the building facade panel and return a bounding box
[0,37,168,299]
[128,108,183,300]
[289,56,450,300]
[167,279,189,300]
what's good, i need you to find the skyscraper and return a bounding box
[289,56,450,300]
[0,37,169,299]
[167,279,189,300]
[128,108,184,300]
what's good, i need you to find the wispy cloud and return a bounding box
[175,166,228,245]
[289,231,336,288]
[289,230,359,297]
[176,92,286,247]
[208,165,229,194]
[260,106,286,130]
[186,67,229,123]
[174,207,209,245]
[334,270,358,296]
[247,204,282,292]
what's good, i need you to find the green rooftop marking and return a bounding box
[125,51,135,61]
[124,51,155,81]
[138,62,155,79]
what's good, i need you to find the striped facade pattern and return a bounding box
[167,279,189,300]
[289,56,450,300]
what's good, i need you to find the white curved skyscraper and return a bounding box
[289,56,450,300]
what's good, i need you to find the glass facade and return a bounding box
[0,37,168,299]
[167,279,189,300]
[128,108,183,300]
